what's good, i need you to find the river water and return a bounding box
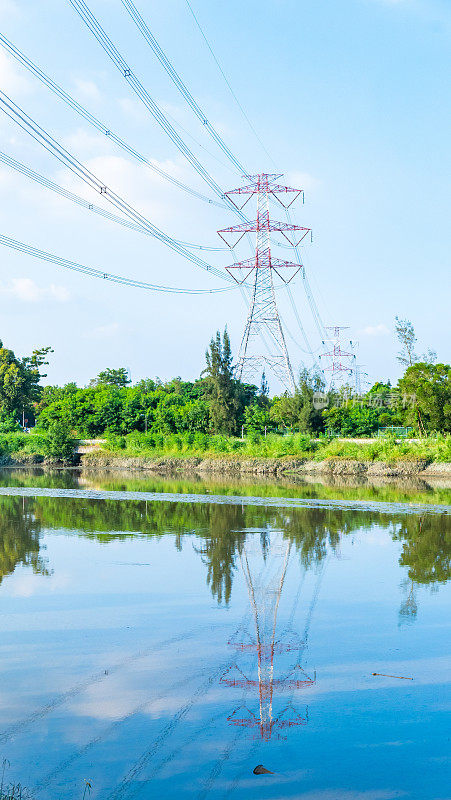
[0,469,449,800]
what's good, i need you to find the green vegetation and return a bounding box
[0,320,449,463]
[87,429,451,463]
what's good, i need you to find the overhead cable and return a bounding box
[285,206,327,343]
[0,90,230,281]
[119,0,246,175]
[184,0,277,170]
[0,33,225,209]
[0,233,234,294]
[67,0,241,213]
[0,150,226,252]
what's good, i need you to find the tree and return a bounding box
[269,369,324,433]
[269,393,302,430]
[0,340,53,421]
[43,420,76,461]
[202,328,239,434]
[89,368,131,388]
[394,319,439,434]
[259,371,269,401]
[322,402,382,437]
[395,317,437,367]
[398,362,451,433]
[297,369,325,434]
[395,317,418,367]
[244,403,270,434]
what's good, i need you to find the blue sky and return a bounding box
[0,0,449,390]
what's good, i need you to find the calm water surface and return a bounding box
[0,470,449,800]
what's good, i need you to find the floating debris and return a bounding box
[253,764,274,775]
[371,673,413,680]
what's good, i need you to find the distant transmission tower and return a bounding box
[354,363,369,394]
[319,325,356,389]
[218,174,311,393]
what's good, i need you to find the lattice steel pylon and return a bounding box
[218,174,311,393]
[319,325,356,389]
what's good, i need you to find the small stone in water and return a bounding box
[253,764,274,775]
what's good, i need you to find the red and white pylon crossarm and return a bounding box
[218,174,311,393]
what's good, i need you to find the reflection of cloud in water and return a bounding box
[6,570,69,598]
[309,655,449,694]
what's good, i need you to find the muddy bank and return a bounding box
[0,453,72,468]
[78,452,451,479]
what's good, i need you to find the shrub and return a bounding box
[104,431,127,451]
[42,421,75,461]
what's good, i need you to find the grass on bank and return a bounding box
[98,430,451,464]
[0,429,450,464]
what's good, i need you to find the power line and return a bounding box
[120,0,247,175]
[0,33,225,209]
[0,90,230,282]
[285,284,319,362]
[2,11,325,370]
[67,0,241,212]
[184,0,277,170]
[285,206,327,343]
[0,233,235,294]
[0,150,227,252]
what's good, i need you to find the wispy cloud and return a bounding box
[0,0,21,22]
[286,170,320,193]
[360,324,390,337]
[71,77,102,104]
[0,278,69,303]
[85,322,120,339]
[0,49,31,95]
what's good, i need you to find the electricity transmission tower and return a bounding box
[218,174,311,393]
[319,325,356,389]
[354,362,369,394]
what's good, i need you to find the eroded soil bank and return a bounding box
[77,453,451,479]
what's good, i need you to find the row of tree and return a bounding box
[0,321,450,437]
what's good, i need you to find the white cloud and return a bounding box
[285,170,320,194]
[0,49,30,95]
[72,77,102,103]
[360,324,390,337]
[85,322,119,339]
[0,278,69,303]
[55,148,179,224]
[0,0,21,22]
[118,96,149,123]
[62,128,114,157]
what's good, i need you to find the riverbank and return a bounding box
[79,451,451,478]
[1,431,451,478]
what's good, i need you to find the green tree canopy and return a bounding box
[90,367,131,388]
[202,328,241,434]
[0,340,52,419]
[398,362,451,433]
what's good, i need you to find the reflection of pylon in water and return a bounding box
[221,538,316,741]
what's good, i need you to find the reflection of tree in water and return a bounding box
[394,515,450,584]
[1,494,449,611]
[0,496,49,586]
[394,514,450,624]
[399,579,418,625]
[192,504,246,604]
